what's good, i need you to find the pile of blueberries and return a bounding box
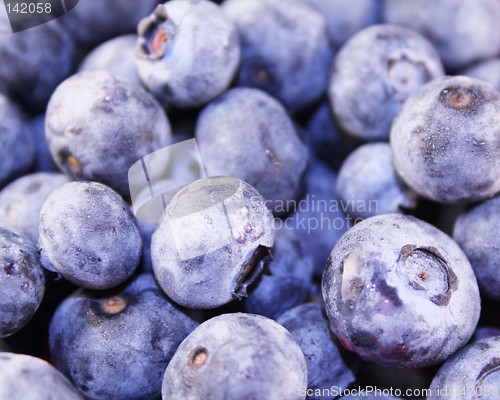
[0,0,499,399]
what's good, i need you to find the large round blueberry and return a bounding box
[0,172,70,243]
[45,71,171,196]
[0,93,34,189]
[390,76,500,204]
[277,303,356,400]
[453,195,500,301]
[162,313,307,399]
[329,24,444,140]
[49,274,197,400]
[0,228,45,338]
[336,143,418,219]
[0,353,83,400]
[38,181,142,290]
[196,87,309,215]
[322,214,480,368]
[137,0,240,108]
[223,0,334,111]
[428,336,500,399]
[151,176,274,309]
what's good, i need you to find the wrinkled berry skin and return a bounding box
[59,0,159,47]
[0,172,70,243]
[79,35,141,86]
[330,24,444,140]
[322,214,480,369]
[0,93,34,189]
[453,195,500,301]
[383,0,500,70]
[0,353,83,400]
[39,182,142,290]
[245,226,313,319]
[162,313,307,400]
[0,228,45,338]
[462,58,500,91]
[0,14,75,113]
[336,143,418,219]
[277,303,356,400]
[223,0,334,111]
[49,274,197,400]
[152,176,274,309]
[45,71,171,196]
[390,76,500,204]
[196,88,309,215]
[427,337,500,399]
[137,0,240,108]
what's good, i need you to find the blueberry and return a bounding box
[453,195,500,301]
[0,353,83,400]
[162,313,307,399]
[223,0,334,111]
[461,58,500,91]
[38,181,142,290]
[58,0,160,47]
[196,87,309,215]
[79,34,141,86]
[152,176,274,309]
[383,0,500,70]
[0,93,34,189]
[0,228,45,338]
[336,143,418,219]
[277,303,356,400]
[329,24,444,140]
[427,336,500,399]
[287,160,349,276]
[244,226,313,319]
[30,114,56,172]
[390,76,500,204]
[137,0,240,108]
[0,12,75,113]
[0,172,70,243]
[49,273,197,400]
[45,71,172,196]
[322,214,480,368]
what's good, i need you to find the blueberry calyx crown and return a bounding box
[100,296,128,315]
[137,4,171,61]
[439,86,481,112]
[188,346,208,369]
[476,357,500,390]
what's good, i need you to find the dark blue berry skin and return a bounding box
[30,114,56,172]
[329,24,444,141]
[277,303,356,400]
[79,35,141,86]
[0,13,75,113]
[428,337,500,399]
[303,0,380,48]
[0,228,45,338]
[223,0,334,112]
[322,214,480,369]
[45,71,171,196]
[152,176,274,309]
[162,313,307,400]
[39,181,142,290]
[453,195,500,301]
[462,58,500,91]
[136,217,155,273]
[244,226,313,319]
[0,353,83,400]
[305,102,360,171]
[288,160,349,276]
[137,0,240,108]
[58,0,160,47]
[196,88,309,215]
[0,94,34,189]
[473,326,500,342]
[49,273,198,400]
[383,0,500,71]
[336,143,418,219]
[0,173,70,243]
[391,76,500,204]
